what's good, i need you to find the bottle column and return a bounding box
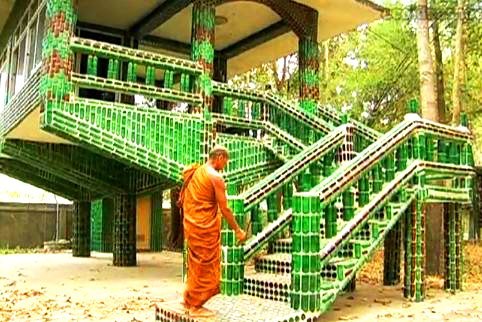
[113,194,137,266]
[383,220,401,285]
[291,194,321,312]
[72,201,91,257]
[191,0,215,114]
[298,37,320,114]
[221,196,245,296]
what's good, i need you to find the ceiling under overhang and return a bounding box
[75,0,387,77]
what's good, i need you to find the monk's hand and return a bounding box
[235,228,247,244]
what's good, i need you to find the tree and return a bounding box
[416,0,438,121]
[431,0,446,123]
[451,0,468,125]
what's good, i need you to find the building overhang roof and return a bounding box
[2,1,387,77]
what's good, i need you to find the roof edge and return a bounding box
[355,0,390,17]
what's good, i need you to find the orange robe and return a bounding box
[179,164,222,308]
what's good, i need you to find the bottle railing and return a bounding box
[312,116,473,203]
[288,115,473,311]
[318,161,473,264]
[241,125,348,211]
[212,113,306,154]
[241,125,349,261]
[244,209,293,260]
[70,37,202,106]
[71,37,202,74]
[322,188,418,306]
[212,81,333,145]
[216,133,279,179]
[71,73,202,105]
[56,96,207,182]
[317,104,381,145]
[298,115,474,265]
[425,185,472,203]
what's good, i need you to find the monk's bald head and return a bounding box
[209,146,229,160]
[208,146,229,170]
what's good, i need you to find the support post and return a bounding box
[298,37,320,114]
[41,0,76,123]
[72,201,91,257]
[113,194,137,266]
[404,188,426,301]
[213,54,227,113]
[90,198,114,252]
[384,220,402,285]
[444,204,463,292]
[191,0,216,114]
[221,196,245,296]
[291,194,321,312]
[150,190,164,252]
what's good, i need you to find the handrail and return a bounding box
[318,160,474,264]
[72,73,202,105]
[70,37,202,74]
[244,209,292,261]
[313,117,472,203]
[212,113,306,152]
[317,104,381,142]
[211,81,334,135]
[240,125,348,211]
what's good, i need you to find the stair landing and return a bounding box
[155,294,320,322]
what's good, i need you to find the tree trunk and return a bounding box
[272,56,288,93]
[417,0,445,275]
[432,13,446,123]
[451,0,467,125]
[416,0,438,121]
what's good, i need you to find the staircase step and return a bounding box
[244,270,291,303]
[271,238,355,258]
[244,269,341,304]
[254,253,358,282]
[156,294,319,322]
[255,253,291,274]
[271,238,292,253]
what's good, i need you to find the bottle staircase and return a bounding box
[156,110,474,321]
[0,18,474,322]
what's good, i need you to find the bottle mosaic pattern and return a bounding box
[18,2,476,316]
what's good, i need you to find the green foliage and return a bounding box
[229,0,481,144]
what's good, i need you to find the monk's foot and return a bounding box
[188,306,215,318]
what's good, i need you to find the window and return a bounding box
[0,63,8,111]
[27,20,37,76]
[15,37,27,94]
[9,49,18,99]
[35,6,46,66]
[2,0,47,100]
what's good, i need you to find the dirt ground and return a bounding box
[0,246,481,322]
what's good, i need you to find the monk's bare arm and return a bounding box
[211,174,241,233]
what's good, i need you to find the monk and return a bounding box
[178,146,247,317]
